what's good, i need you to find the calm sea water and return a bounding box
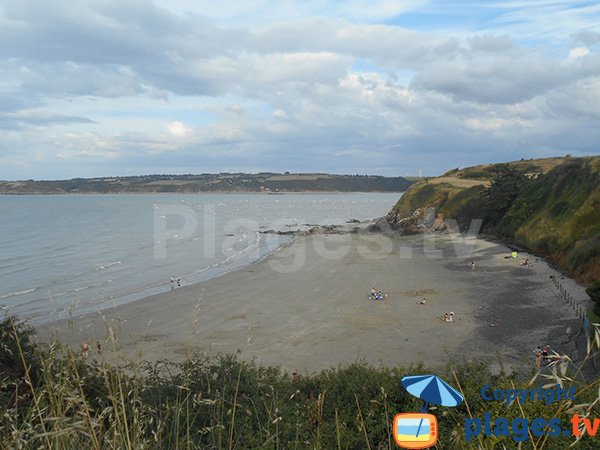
[0,193,400,324]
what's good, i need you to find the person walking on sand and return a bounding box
[471,260,476,271]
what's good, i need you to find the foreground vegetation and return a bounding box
[1,314,599,449]
[388,156,600,284]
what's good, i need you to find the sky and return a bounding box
[1,0,599,180]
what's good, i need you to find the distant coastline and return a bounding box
[0,172,414,195]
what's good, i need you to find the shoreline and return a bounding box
[38,233,590,373]
[0,190,405,196]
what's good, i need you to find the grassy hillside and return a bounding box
[388,156,600,284]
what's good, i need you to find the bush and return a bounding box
[586,280,600,316]
[1,316,600,449]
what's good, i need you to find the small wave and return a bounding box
[0,287,36,300]
[96,261,122,271]
[48,282,103,299]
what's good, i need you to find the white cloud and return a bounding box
[569,46,590,59]
[165,121,193,137]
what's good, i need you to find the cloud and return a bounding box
[0,110,96,130]
[0,0,599,180]
[569,46,590,59]
[165,121,193,137]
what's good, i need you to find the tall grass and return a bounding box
[1,314,599,449]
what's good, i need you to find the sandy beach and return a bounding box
[38,233,590,373]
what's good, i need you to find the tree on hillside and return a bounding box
[482,167,530,233]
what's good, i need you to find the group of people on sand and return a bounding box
[170,276,182,289]
[533,345,556,367]
[520,257,533,267]
[369,287,385,301]
[442,311,455,322]
[81,341,102,358]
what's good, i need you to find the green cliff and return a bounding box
[387,156,600,284]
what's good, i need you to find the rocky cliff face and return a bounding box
[382,207,448,234]
[381,156,600,285]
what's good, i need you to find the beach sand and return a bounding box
[38,233,590,373]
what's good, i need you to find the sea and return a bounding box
[0,193,400,324]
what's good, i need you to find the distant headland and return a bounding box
[0,172,414,194]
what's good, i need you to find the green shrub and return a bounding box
[586,280,600,316]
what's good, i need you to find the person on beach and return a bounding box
[542,345,550,364]
[417,298,427,304]
[443,313,449,322]
[448,311,455,322]
[81,342,90,358]
[370,287,377,300]
[471,261,476,271]
[533,346,543,367]
[177,278,181,288]
[170,276,175,289]
[96,341,102,355]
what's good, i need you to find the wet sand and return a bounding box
[38,234,590,373]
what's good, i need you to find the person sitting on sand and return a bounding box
[375,291,384,301]
[81,342,90,358]
[471,261,476,271]
[443,313,449,322]
[542,345,551,363]
[448,311,455,322]
[370,287,377,300]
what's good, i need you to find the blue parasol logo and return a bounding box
[394,374,464,449]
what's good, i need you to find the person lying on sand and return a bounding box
[417,298,427,304]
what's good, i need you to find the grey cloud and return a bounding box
[572,30,600,46]
[411,53,570,104]
[468,34,514,53]
[0,111,95,130]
